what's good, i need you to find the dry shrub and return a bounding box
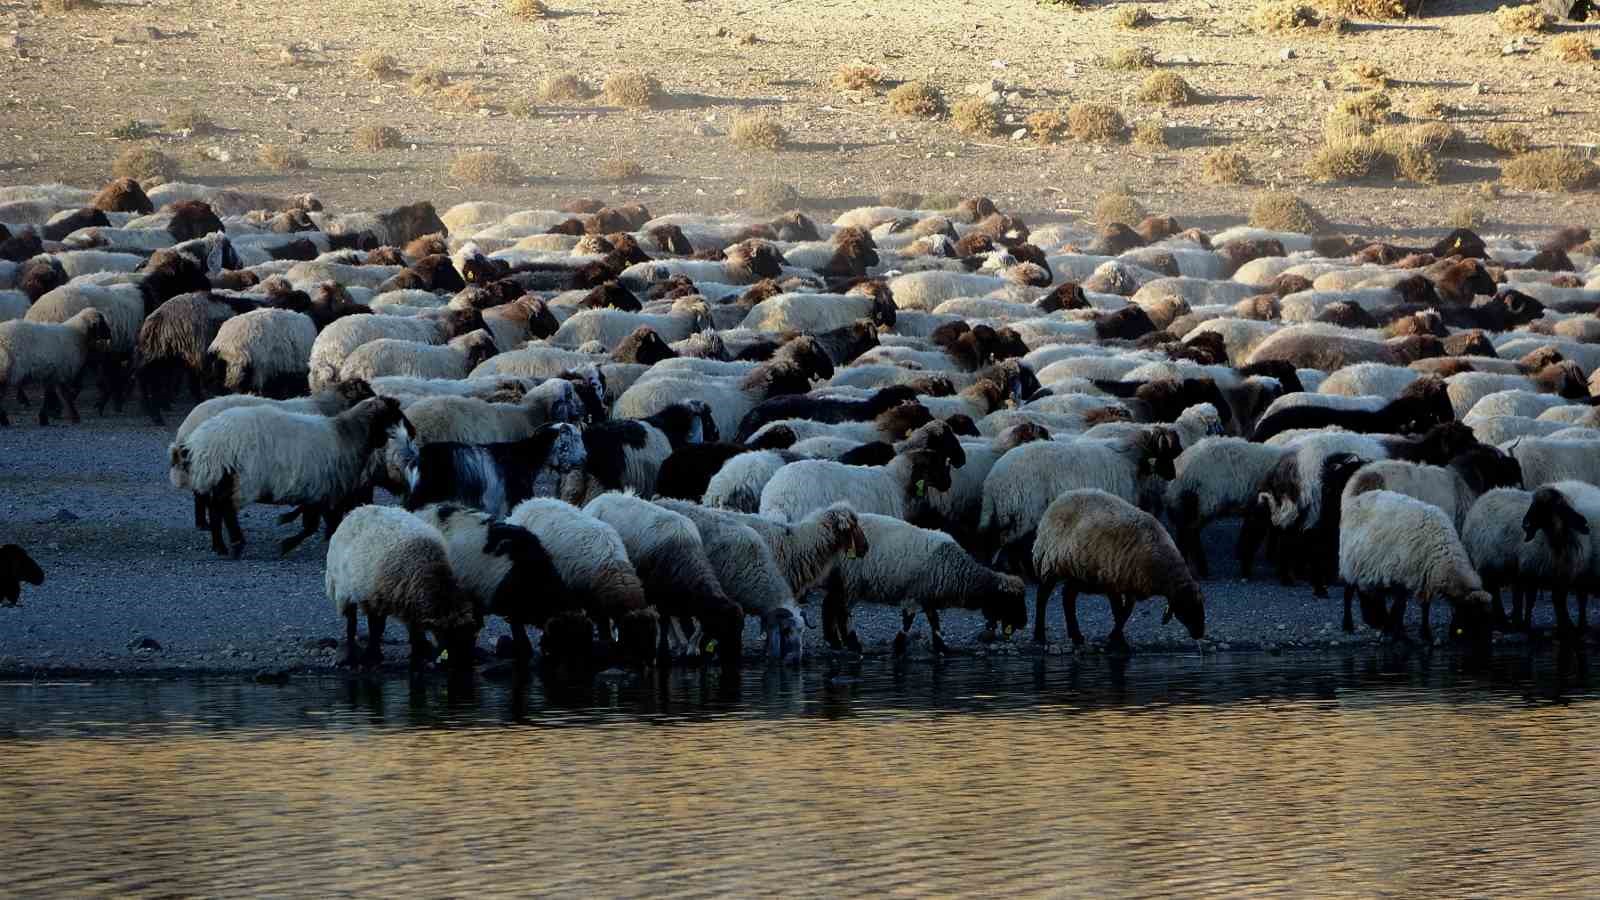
[599,158,644,182]
[1249,191,1329,234]
[439,81,493,110]
[1202,149,1250,184]
[538,73,592,103]
[1495,5,1553,34]
[109,120,150,141]
[888,81,945,117]
[1132,120,1168,148]
[1316,0,1403,18]
[737,31,758,45]
[410,65,449,93]
[1137,72,1194,105]
[1385,137,1442,184]
[1025,109,1067,144]
[1249,2,1334,32]
[1340,61,1388,88]
[1447,202,1488,230]
[1484,124,1532,156]
[1114,6,1154,28]
[746,181,801,213]
[506,0,546,18]
[449,151,521,186]
[832,63,883,92]
[1405,91,1450,121]
[1093,190,1145,226]
[1337,91,1393,126]
[1066,102,1127,142]
[356,50,401,81]
[603,71,661,109]
[950,98,999,137]
[1308,125,1442,183]
[1403,122,1462,154]
[1323,108,1371,143]
[111,147,177,181]
[354,125,403,151]
[1501,148,1596,192]
[924,191,965,210]
[1106,46,1157,70]
[257,144,309,172]
[731,112,788,150]
[1549,35,1595,63]
[165,108,212,133]
[879,190,923,208]
[506,97,536,118]
[1307,135,1387,181]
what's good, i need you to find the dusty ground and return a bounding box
[1,1,1596,237]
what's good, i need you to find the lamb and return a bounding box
[1250,378,1453,442]
[205,307,319,397]
[413,504,575,662]
[337,329,499,382]
[402,378,584,445]
[0,307,113,426]
[504,498,657,665]
[307,309,483,392]
[1,544,44,607]
[820,512,1027,655]
[1338,487,1494,644]
[400,423,588,516]
[171,395,409,558]
[325,504,477,670]
[1031,489,1206,651]
[1165,436,1292,577]
[758,448,953,523]
[582,492,745,667]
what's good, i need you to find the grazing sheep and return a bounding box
[1032,489,1206,651]
[1,544,44,607]
[337,329,499,382]
[1516,483,1600,635]
[402,378,583,445]
[0,308,113,426]
[400,423,588,516]
[307,309,483,392]
[758,448,953,523]
[1165,436,1292,578]
[205,307,318,397]
[325,504,477,669]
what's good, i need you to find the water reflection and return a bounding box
[1,649,1597,897]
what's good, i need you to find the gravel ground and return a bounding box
[0,401,1586,678]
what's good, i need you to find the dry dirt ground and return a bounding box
[1,1,1595,236]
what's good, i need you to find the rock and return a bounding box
[253,667,291,685]
[1279,48,1295,61]
[43,508,79,523]
[127,636,161,652]
[1010,127,1028,141]
[286,86,300,99]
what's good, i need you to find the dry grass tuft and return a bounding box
[1337,91,1393,126]
[353,125,403,151]
[1137,71,1195,105]
[832,63,883,92]
[409,65,449,93]
[1495,4,1553,34]
[1405,91,1450,121]
[1550,35,1595,63]
[449,151,522,186]
[731,112,789,150]
[257,144,309,172]
[1106,46,1157,70]
[438,81,493,110]
[1307,134,1388,181]
[887,81,946,117]
[737,31,758,45]
[1249,2,1334,33]
[111,146,177,181]
[537,73,592,103]
[1316,0,1404,18]
[602,71,662,109]
[165,108,212,133]
[1501,148,1596,191]
[505,0,547,19]
[1249,191,1329,234]
[1340,61,1389,88]
[1447,201,1488,230]
[1025,109,1067,144]
[1402,121,1462,154]
[950,98,1000,137]
[746,181,802,213]
[1484,123,1533,156]
[1132,120,1168,148]
[1114,6,1154,28]
[1202,149,1250,184]
[39,0,93,13]
[879,190,923,208]
[506,96,537,118]
[599,158,644,182]
[109,120,151,141]
[1093,190,1146,226]
[356,50,401,81]
[1308,123,1444,184]
[1066,102,1128,142]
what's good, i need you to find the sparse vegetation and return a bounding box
[879,190,923,208]
[353,125,403,152]
[438,81,493,111]
[746,180,802,213]
[449,151,522,186]
[1132,120,1168,148]
[1249,2,1339,33]
[538,73,592,103]
[1550,35,1595,63]
[506,0,547,18]
[1316,0,1404,18]
[603,71,662,109]
[599,158,644,182]
[1340,62,1388,88]
[1307,124,1443,184]
[165,108,212,133]
[1494,4,1553,34]
[112,146,178,181]
[1307,134,1387,181]
[1404,122,1462,154]
[1337,91,1393,126]
[832,63,883,92]
[357,50,401,81]
[1484,124,1533,156]
[1447,201,1488,229]
[950,98,1000,137]
[506,96,537,118]
[888,81,945,117]
[1501,148,1596,192]
[1093,189,1145,226]
[1025,109,1067,144]
[1202,149,1250,184]
[1106,46,1157,70]
[1405,91,1450,121]
[1137,72,1194,105]
[1066,102,1128,142]
[731,112,789,150]
[257,144,309,172]
[409,65,449,93]
[109,120,151,141]
[40,0,90,13]
[1249,191,1328,234]
[1114,6,1154,28]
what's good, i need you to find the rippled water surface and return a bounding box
[3,651,1598,897]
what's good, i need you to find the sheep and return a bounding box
[367,375,535,404]
[1244,325,1433,371]
[613,341,829,439]
[1250,378,1453,442]
[734,384,922,442]
[582,492,745,667]
[133,290,261,424]
[550,301,712,351]
[1338,487,1494,645]
[0,307,113,426]
[402,378,584,445]
[399,423,588,516]
[205,307,318,397]
[1165,436,1292,578]
[758,448,953,523]
[504,498,657,665]
[564,401,718,502]
[1031,489,1205,651]
[325,504,477,669]
[1445,363,1588,419]
[1516,482,1600,635]
[1509,438,1600,489]
[1317,362,1420,399]
[307,309,483,392]
[820,512,1027,655]
[1,544,44,607]
[337,329,499,383]
[413,504,575,662]
[171,395,409,558]
[1465,389,1578,422]
[738,286,898,334]
[617,238,786,288]
[1339,446,1524,533]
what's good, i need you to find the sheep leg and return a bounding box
[1034,576,1057,644]
[1342,586,1356,634]
[923,604,950,656]
[278,506,322,556]
[137,368,166,426]
[1359,590,1388,631]
[191,493,210,530]
[407,622,434,670]
[0,398,8,427]
[1552,587,1576,636]
[1524,588,1538,633]
[59,386,82,424]
[1237,508,1267,579]
[363,612,388,666]
[15,381,29,407]
[339,608,361,668]
[1106,594,1133,655]
[220,498,246,559]
[1063,587,1085,647]
[892,608,917,657]
[510,616,533,662]
[37,386,58,426]
[206,492,229,556]
[186,367,208,404]
[1386,590,1410,643]
[1419,597,1433,646]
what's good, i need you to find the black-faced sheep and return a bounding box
[1250,378,1453,442]
[400,423,588,516]
[1,544,44,607]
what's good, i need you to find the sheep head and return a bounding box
[0,544,45,606]
[1162,582,1206,640]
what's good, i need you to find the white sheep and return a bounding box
[1509,438,1600,489]
[308,310,482,392]
[402,378,583,445]
[0,307,112,426]
[758,448,953,523]
[1165,436,1291,578]
[205,307,318,397]
[337,329,499,382]
[549,302,711,351]
[1316,362,1419,399]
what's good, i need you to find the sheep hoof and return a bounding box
[891,633,908,657]
[230,542,245,560]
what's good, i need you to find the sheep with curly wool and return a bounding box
[1032,489,1205,651]
[758,447,953,524]
[133,290,262,424]
[204,307,318,397]
[325,504,476,669]
[402,378,583,446]
[337,329,499,383]
[0,307,113,427]
[307,309,483,392]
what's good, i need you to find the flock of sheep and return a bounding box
[2,175,1599,672]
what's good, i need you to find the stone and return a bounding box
[128,636,161,652]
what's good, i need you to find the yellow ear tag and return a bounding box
[846,546,858,559]
[905,428,915,438]
[916,479,927,497]
[436,649,449,663]
[704,639,718,654]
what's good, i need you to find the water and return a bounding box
[2,650,1598,897]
